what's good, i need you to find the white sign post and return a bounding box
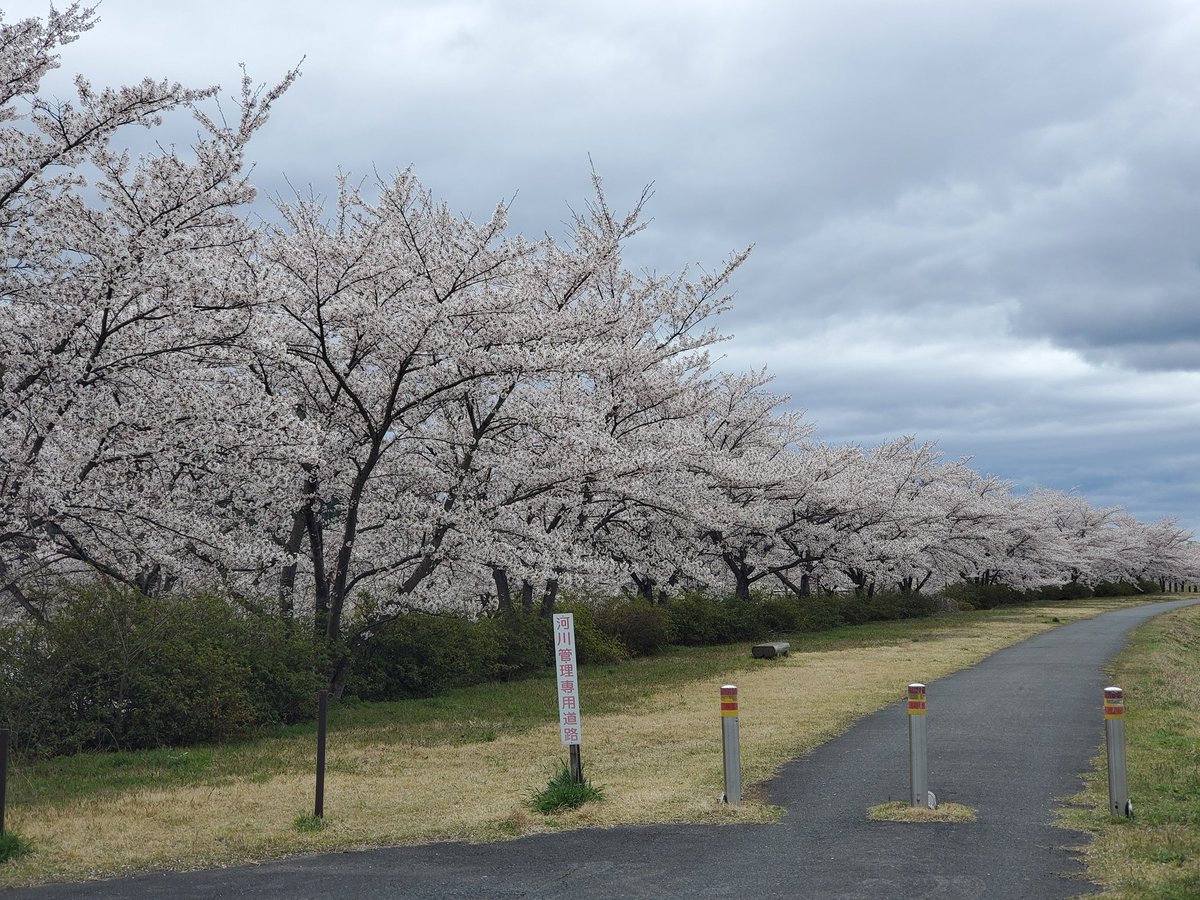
[553,612,584,782]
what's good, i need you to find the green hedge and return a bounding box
[1092,579,1162,597]
[936,577,1166,608]
[596,597,672,657]
[663,591,815,646]
[937,581,1029,610]
[5,572,1172,761]
[555,602,629,664]
[0,583,323,758]
[347,610,550,700]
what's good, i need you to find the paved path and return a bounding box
[10,598,1197,899]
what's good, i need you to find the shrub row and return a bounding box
[348,610,549,700]
[561,589,937,660]
[1092,579,1162,598]
[333,590,943,697]
[0,583,324,758]
[939,578,1161,610]
[4,576,1159,758]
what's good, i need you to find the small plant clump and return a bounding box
[292,814,327,833]
[531,761,605,814]
[0,831,33,864]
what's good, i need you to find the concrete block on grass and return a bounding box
[752,642,790,659]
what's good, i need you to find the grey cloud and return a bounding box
[14,0,1200,532]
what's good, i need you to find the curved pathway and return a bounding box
[10,598,1197,899]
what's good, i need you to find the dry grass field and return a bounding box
[0,599,1142,887]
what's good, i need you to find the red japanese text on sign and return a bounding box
[553,613,583,746]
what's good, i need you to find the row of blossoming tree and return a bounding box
[3,6,1197,691]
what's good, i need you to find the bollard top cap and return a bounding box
[1104,686,1123,698]
[721,684,737,692]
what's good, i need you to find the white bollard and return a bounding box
[1104,686,1132,818]
[908,683,933,809]
[721,684,742,806]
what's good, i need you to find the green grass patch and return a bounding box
[0,831,33,864]
[531,761,604,813]
[292,814,326,833]
[1060,601,1200,896]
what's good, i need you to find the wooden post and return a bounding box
[568,744,583,785]
[314,690,329,818]
[0,728,8,836]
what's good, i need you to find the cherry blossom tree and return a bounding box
[690,369,815,600]
[480,257,755,609]
[1137,519,1200,588]
[252,167,755,690]
[5,5,1197,689]
[0,3,297,617]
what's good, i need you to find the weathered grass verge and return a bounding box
[0,598,1141,886]
[1059,602,1200,898]
[868,801,977,823]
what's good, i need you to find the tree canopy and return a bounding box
[2,5,1197,691]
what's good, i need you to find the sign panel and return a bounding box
[553,612,582,745]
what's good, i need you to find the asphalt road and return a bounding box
[10,597,1197,899]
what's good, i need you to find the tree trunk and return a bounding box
[848,567,868,597]
[277,498,310,620]
[631,573,655,603]
[134,563,169,596]
[733,568,751,601]
[772,569,805,599]
[492,567,514,613]
[721,550,754,601]
[329,651,353,699]
[540,578,559,619]
[305,503,330,641]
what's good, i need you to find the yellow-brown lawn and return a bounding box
[1,600,1132,886]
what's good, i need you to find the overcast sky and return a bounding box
[17,0,1200,533]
